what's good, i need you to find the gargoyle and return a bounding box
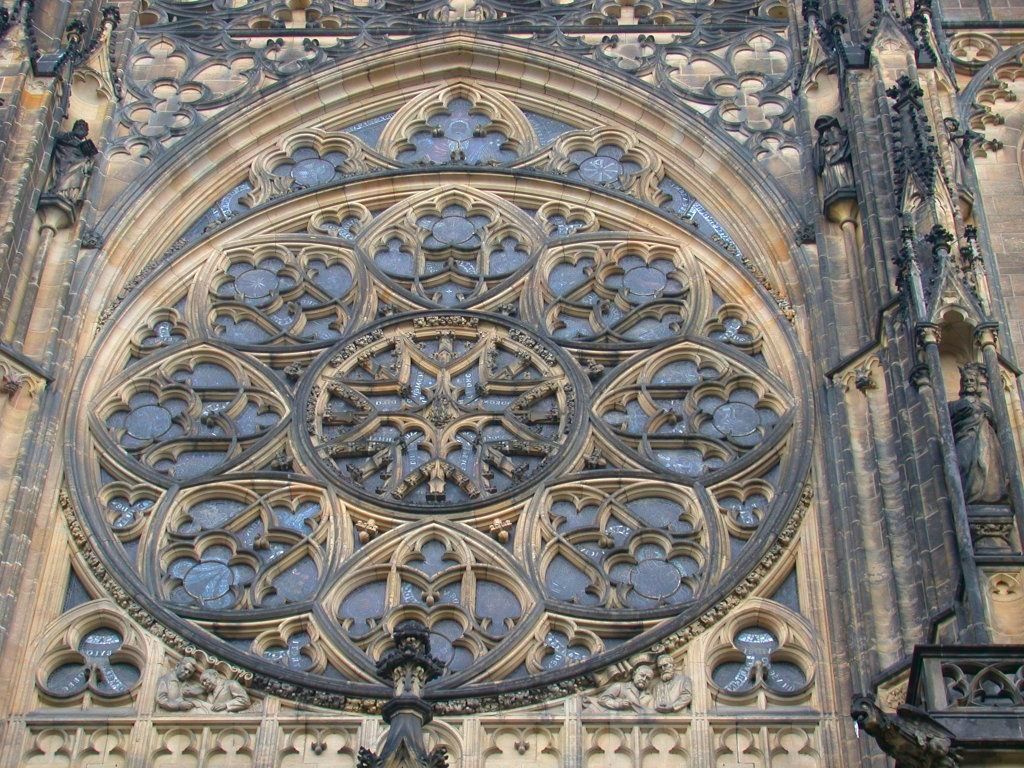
[851,694,962,768]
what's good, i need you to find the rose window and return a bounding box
[304,314,580,511]
[72,153,807,706]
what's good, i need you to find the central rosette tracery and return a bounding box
[304,314,579,510]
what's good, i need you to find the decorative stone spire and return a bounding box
[358,621,450,768]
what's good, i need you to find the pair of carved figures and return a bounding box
[156,657,251,713]
[949,363,1007,505]
[593,654,693,713]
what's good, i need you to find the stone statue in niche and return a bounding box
[813,115,856,211]
[46,119,97,204]
[949,363,1007,505]
[592,656,692,712]
[155,658,251,713]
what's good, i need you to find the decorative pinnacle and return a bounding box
[925,225,954,254]
[376,620,446,699]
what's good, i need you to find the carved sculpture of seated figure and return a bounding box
[597,663,655,712]
[155,659,251,713]
[199,668,251,713]
[653,654,693,713]
[155,657,204,712]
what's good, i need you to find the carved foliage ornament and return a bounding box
[70,168,809,706]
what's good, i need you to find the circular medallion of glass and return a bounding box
[302,312,583,512]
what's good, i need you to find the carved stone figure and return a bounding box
[813,115,856,209]
[851,695,962,767]
[949,363,1007,504]
[155,657,204,712]
[47,120,98,203]
[198,668,251,712]
[595,663,655,712]
[652,654,693,712]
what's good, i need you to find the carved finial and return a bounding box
[358,621,449,768]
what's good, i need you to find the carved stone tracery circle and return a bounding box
[70,164,810,708]
[304,313,582,512]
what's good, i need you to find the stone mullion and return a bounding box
[841,373,904,668]
[253,696,281,765]
[461,715,481,768]
[863,363,929,649]
[819,379,880,692]
[976,325,1024,540]
[885,324,951,615]
[841,71,902,333]
[688,711,712,768]
[564,690,582,768]
[0,80,61,346]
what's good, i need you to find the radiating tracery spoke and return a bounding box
[79,165,806,696]
[305,314,580,510]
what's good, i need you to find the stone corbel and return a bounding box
[0,346,46,400]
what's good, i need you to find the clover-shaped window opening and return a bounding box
[694,387,780,450]
[133,309,187,360]
[546,213,592,237]
[263,631,317,672]
[317,215,363,241]
[212,253,355,344]
[567,145,641,189]
[719,492,769,530]
[271,147,346,189]
[107,390,189,451]
[43,628,141,700]
[545,251,689,342]
[166,544,258,610]
[540,630,591,671]
[711,627,807,695]
[708,315,760,354]
[606,540,702,608]
[107,494,155,532]
[396,98,519,166]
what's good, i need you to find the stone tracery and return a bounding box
[71,126,808,704]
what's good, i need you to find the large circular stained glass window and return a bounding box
[70,132,808,706]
